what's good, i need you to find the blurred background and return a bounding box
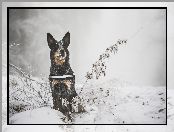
[8,9,166,86]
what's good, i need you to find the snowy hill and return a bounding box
[9,107,64,124]
[2,71,174,132]
[7,72,166,124]
[75,83,166,124]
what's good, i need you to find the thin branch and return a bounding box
[9,63,44,85]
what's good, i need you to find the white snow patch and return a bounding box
[9,107,65,124]
[2,74,174,131]
[7,74,166,124]
[74,80,166,124]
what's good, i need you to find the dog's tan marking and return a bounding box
[53,50,66,65]
[63,80,72,90]
[51,79,72,90]
[52,79,59,87]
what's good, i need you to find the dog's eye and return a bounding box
[60,50,65,57]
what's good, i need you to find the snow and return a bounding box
[6,73,166,124]
[2,66,172,131]
[1,72,174,132]
[9,107,65,124]
[8,74,53,118]
[74,80,166,124]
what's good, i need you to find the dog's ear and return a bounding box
[62,32,70,48]
[47,33,57,49]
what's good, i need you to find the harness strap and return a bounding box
[49,75,74,79]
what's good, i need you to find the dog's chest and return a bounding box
[51,79,73,90]
[50,77,75,97]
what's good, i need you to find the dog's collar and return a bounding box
[49,75,74,79]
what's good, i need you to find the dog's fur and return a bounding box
[47,32,77,120]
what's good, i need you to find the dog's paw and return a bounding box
[62,115,72,123]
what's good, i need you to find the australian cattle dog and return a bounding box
[47,32,80,121]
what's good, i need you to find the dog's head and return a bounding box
[47,32,70,66]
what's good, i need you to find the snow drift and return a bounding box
[8,66,166,124]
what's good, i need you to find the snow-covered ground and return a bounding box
[2,68,171,131]
[9,107,64,124]
[74,80,166,124]
[4,71,166,125]
[2,73,174,131]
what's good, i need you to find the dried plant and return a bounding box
[9,63,52,116]
[80,39,127,94]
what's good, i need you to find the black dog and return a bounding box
[47,32,78,120]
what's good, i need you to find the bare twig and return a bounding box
[80,39,127,94]
[9,63,43,85]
